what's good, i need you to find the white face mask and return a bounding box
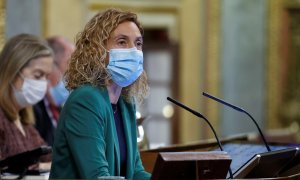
[13,77,48,108]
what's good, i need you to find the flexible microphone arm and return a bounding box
[167,97,233,179]
[167,97,223,150]
[202,92,271,152]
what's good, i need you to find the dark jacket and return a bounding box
[33,100,56,146]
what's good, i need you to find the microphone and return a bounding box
[167,97,233,179]
[202,92,271,152]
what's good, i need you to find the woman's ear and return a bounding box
[104,50,110,66]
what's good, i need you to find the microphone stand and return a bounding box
[202,92,271,152]
[167,97,233,179]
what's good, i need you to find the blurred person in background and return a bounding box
[49,8,151,179]
[0,33,53,170]
[33,36,75,146]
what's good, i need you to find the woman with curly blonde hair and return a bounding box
[50,8,151,179]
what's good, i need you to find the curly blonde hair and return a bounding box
[65,8,149,103]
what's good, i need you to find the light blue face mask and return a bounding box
[107,47,143,87]
[49,80,69,107]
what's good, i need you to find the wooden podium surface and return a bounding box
[141,134,247,173]
[140,134,300,179]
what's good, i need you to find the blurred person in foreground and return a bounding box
[49,8,151,179]
[0,34,53,170]
[33,36,75,146]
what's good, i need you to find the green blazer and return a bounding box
[49,84,151,180]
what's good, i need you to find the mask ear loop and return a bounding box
[10,72,25,90]
[18,72,25,80]
[101,47,113,84]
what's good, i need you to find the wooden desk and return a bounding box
[141,134,247,173]
[141,134,300,179]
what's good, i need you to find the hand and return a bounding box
[39,162,52,171]
[28,163,39,170]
